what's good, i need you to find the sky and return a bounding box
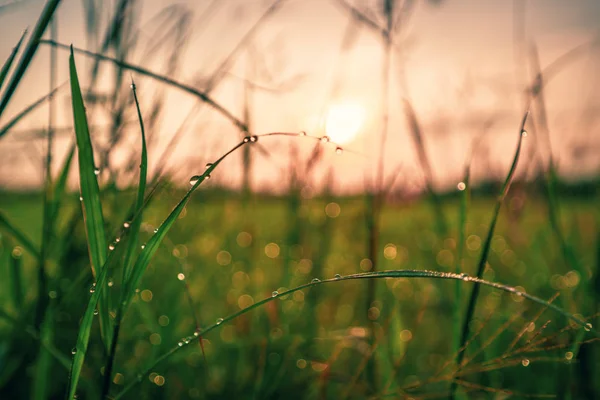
[0,0,599,193]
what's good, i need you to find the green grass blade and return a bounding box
[451,110,530,399]
[0,211,41,260]
[0,82,66,140]
[122,140,245,308]
[69,46,112,348]
[0,0,61,118]
[114,269,595,400]
[0,29,27,91]
[101,79,148,398]
[40,40,249,133]
[50,143,75,221]
[122,79,147,282]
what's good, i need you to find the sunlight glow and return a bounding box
[325,102,366,144]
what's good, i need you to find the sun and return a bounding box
[324,102,366,144]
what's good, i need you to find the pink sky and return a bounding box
[0,0,599,193]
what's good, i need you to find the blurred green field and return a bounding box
[1,188,598,399]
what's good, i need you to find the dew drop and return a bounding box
[115,237,120,243]
[216,318,224,325]
[107,279,114,288]
[521,358,530,367]
[93,309,99,316]
[458,273,469,281]
[189,175,201,186]
[272,291,279,298]
[250,135,258,143]
[79,196,83,201]
[108,244,115,251]
[130,83,136,90]
[521,130,528,138]
[89,283,96,293]
[141,244,146,250]
[335,147,343,155]
[184,338,190,344]
[94,168,100,176]
[565,351,573,360]
[457,182,466,191]
[334,274,342,280]
[177,341,183,347]
[193,331,200,337]
[584,323,592,332]
[123,222,130,229]
[300,131,307,136]
[205,163,213,169]
[243,136,250,143]
[153,228,158,233]
[205,174,211,180]
[311,278,321,283]
[320,136,330,143]
[71,348,77,355]
[177,273,185,281]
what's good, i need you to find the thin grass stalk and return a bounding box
[102,79,148,398]
[451,109,530,399]
[32,16,58,400]
[0,29,27,91]
[114,269,596,400]
[0,0,61,118]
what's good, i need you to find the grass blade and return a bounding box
[0,29,27,91]
[114,269,595,400]
[122,79,147,282]
[41,40,249,133]
[451,109,530,399]
[0,82,67,140]
[9,248,24,308]
[69,46,112,348]
[101,79,148,398]
[0,0,61,118]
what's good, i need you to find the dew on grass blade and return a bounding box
[193,330,200,337]
[320,136,330,143]
[250,135,258,142]
[123,221,130,228]
[89,283,96,293]
[71,348,77,355]
[521,130,528,137]
[311,278,321,283]
[457,182,466,191]
[216,318,224,325]
[300,130,307,136]
[177,273,185,281]
[108,244,115,251]
[584,323,592,331]
[205,163,213,169]
[459,273,470,281]
[521,359,530,367]
[272,291,279,298]
[243,136,250,143]
[189,175,201,186]
[335,146,343,155]
[334,274,342,280]
[93,309,98,316]
[93,167,100,176]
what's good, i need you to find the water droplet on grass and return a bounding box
[243,136,250,143]
[584,323,593,331]
[311,278,321,283]
[335,147,343,155]
[79,196,83,201]
[177,273,185,281]
[123,222,130,228]
[521,358,530,367]
[108,244,115,251]
[189,175,200,185]
[458,273,469,281]
[521,130,528,138]
[216,318,224,325]
[89,283,96,293]
[205,163,213,169]
[93,309,99,316]
[272,291,279,297]
[334,274,342,280]
[94,168,100,176]
[178,341,183,347]
[250,135,258,142]
[193,331,200,337]
[320,136,330,143]
[141,244,146,249]
[300,131,307,136]
[71,348,77,355]
[457,182,466,191]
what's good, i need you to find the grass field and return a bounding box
[0,1,599,399]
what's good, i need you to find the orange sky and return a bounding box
[0,0,599,193]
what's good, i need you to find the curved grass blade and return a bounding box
[114,269,595,399]
[41,40,249,133]
[451,109,530,399]
[0,0,61,118]
[101,79,148,398]
[122,79,147,282]
[0,82,67,140]
[69,46,112,348]
[0,211,41,260]
[0,29,27,91]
